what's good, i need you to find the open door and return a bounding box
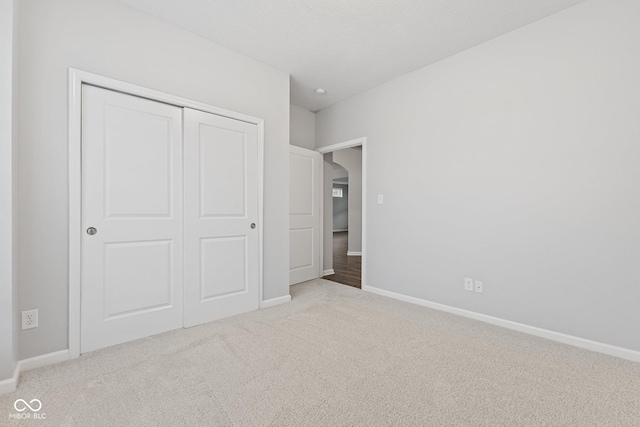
[289,145,322,285]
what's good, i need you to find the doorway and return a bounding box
[316,138,367,290]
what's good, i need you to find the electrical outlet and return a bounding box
[22,309,38,330]
[474,280,483,294]
[464,278,474,291]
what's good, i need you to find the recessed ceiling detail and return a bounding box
[119,0,586,112]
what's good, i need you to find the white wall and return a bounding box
[290,104,316,150]
[333,164,348,181]
[18,0,290,360]
[332,148,362,254]
[0,0,18,384]
[316,0,640,351]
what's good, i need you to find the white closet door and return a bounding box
[289,145,322,285]
[81,85,184,353]
[183,109,260,327]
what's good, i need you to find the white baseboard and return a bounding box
[323,269,335,276]
[347,251,362,256]
[19,350,70,371]
[0,349,70,395]
[362,285,640,364]
[261,294,291,309]
[333,229,348,233]
[0,364,19,395]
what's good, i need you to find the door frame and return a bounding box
[67,68,265,359]
[316,137,367,288]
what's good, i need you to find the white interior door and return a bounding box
[81,85,184,353]
[289,145,322,285]
[183,109,260,327]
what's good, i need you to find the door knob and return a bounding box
[86,227,97,235]
[250,223,256,229]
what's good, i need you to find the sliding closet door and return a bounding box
[81,85,184,353]
[183,109,260,327]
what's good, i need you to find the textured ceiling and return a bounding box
[119,0,586,112]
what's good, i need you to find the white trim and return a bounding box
[316,137,367,289]
[260,295,291,309]
[333,229,348,233]
[316,137,367,154]
[0,350,70,395]
[347,251,362,256]
[319,148,324,282]
[68,70,81,359]
[363,285,640,363]
[0,366,19,395]
[362,142,367,289]
[68,68,265,359]
[323,269,335,276]
[256,120,265,318]
[19,350,70,372]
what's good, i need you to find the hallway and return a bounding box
[323,231,361,289]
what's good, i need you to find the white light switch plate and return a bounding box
[377,194,384,204]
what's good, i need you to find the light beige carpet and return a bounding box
[2,279,639,426]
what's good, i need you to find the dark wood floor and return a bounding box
[323,231,361,289]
